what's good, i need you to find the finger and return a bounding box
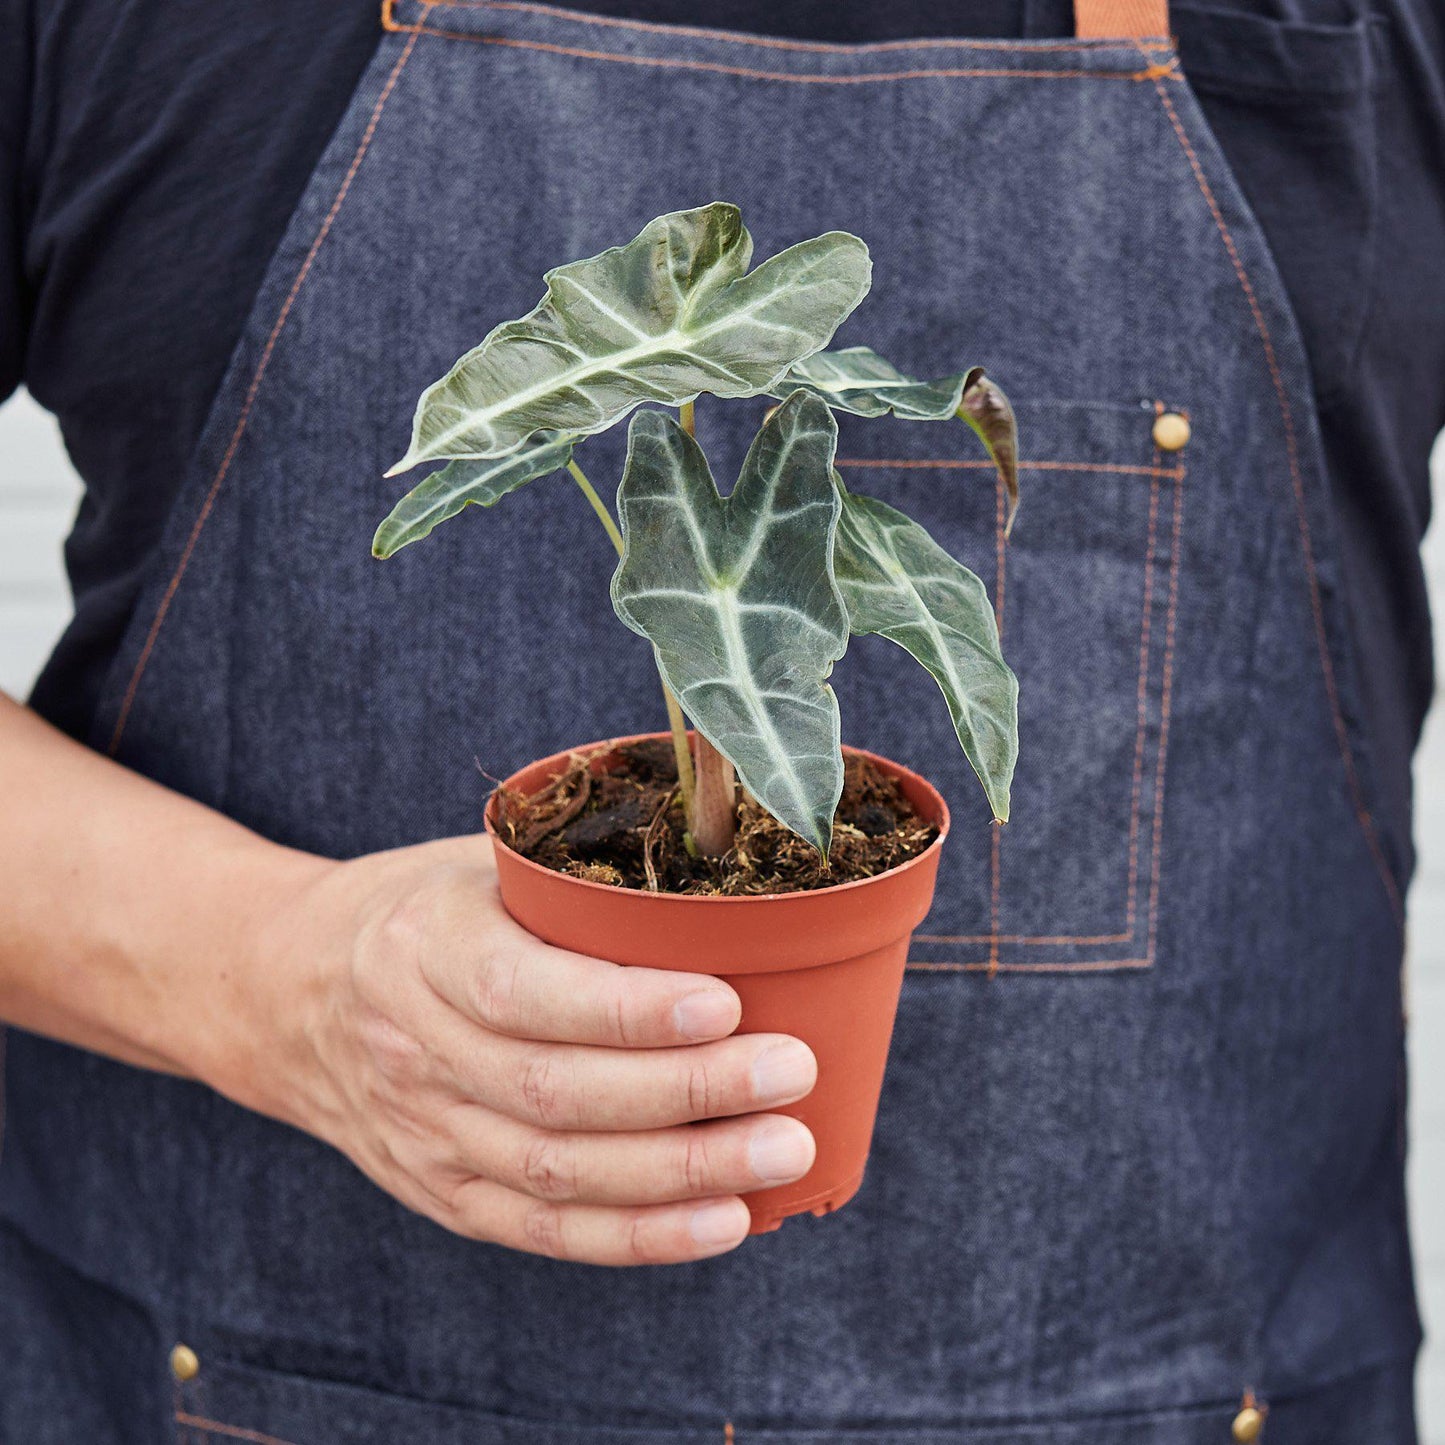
[424,902,742,1048]
[454,1108,816,1206]
[448,1177,754,1265]
[442,1023,818,1131]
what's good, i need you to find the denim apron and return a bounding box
[0,0,1421,1440]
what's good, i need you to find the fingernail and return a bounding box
[750,1041,816,1106]
[747,1119,815,1185]
[689,1199,749,1247]
[673,989,738,1041]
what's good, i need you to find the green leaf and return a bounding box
[958,373,1019,534]
[388,203,872,474]
[611,392,849,854]
[772,345,984,421]
[372,433,575,558]
[833,483,1018,823]
[773,346,1020,532]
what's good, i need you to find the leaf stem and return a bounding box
[567,458,625,557]
[672,397,737,856]
[661,686,698,819]
[688,730,737,857]
[568,451,696,817]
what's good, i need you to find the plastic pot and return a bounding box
[485,734,949,1234]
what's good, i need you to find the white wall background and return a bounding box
[0,390,1442,1435]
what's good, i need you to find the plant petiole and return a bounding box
[567,451,698,818]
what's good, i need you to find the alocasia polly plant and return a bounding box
[375,202,1019,865]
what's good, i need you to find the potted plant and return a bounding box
[375,203,1019,1232]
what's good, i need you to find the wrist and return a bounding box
[182,834,337,1120]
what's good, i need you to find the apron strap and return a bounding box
[1073,0,1171,39]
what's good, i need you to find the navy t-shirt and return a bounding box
[3,0,1444,877]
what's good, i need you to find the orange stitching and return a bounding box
[986,825,1003,975]
[1122,439,1165,932]
[909,957,1151,973]
[992,473,1008,635]
[1141,62,1403,928]
[1143,452,1186,965]
[837,457,1183,478]
[917,931,1126,945]
[174,1414,300,1445]
[987,474,1008,976]
[724,1424,736,1444]
[397,0,1176,54]
[389,24,1181,84]
[106,19,430,755]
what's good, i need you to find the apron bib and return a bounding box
[0,1,1419,1439]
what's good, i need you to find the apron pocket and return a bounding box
[829,398,1184,974]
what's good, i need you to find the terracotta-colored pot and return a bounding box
[485,734,949,1234]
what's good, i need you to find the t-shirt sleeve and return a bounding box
[0,0,30,404]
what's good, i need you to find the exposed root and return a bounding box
[642,785,680,892]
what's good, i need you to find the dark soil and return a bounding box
[494,738,939,895]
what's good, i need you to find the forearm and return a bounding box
[0,694,815,1264]
[0,691,324,1082]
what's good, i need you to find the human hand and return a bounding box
[228,834,817,1266]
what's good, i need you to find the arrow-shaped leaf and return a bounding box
[611,392,849,854]
[833,484,1018,823]
[773,346,1020,531]
[772,344,983,422]
[372,433,576,558]
[389,204,871,474]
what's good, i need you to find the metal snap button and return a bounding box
[169,1343,200,1383]
[1231,1404,1265,1442]
[1152,412,1191,452]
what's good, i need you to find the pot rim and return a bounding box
[484,731,952,906]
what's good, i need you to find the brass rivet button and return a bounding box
[1231,1404,1265,1442]
[1153,411,1191,452]
[169,1343,200,1383]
